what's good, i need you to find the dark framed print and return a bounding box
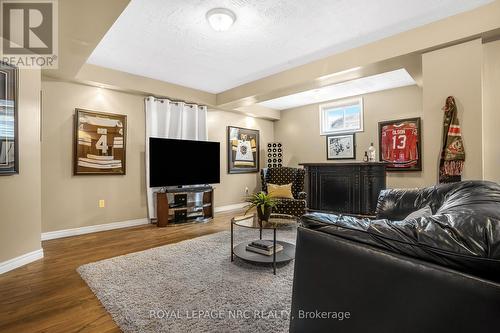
[326,134,355,160]
[378,117,422,171]
[0,62,18,175]
[74,109,127,175]
[227,126,259,174]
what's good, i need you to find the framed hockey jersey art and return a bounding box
[0,62,18,176]
[74,109,127,175]
[378,117,421,171]
[227,126,259,174]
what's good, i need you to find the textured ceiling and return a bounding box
[88,0,492,93]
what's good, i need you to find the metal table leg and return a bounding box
[231,221,234,262]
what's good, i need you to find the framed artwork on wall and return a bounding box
[326,134,356,160]
[378,117,422,171]
[227,126,259,174]
[74,109,127,175]
[319,97,363,135]
[0,62,18,175]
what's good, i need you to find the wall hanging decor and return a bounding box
[439,96,465,183]
[74,109,127,175]
[266,142,283,168]
[378,117,421,171]
[319,97,363,135]
[326,134,356,160]
[0,62,18,175]
[227,126,259,174]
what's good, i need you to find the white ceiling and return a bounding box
[258,69,416,110]
[88,0,492,94]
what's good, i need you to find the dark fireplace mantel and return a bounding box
[300,162,387,216]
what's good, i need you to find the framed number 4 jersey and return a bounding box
[378,117,421,171]
[74,109,127,175]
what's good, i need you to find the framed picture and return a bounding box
[74,109,127,175]
[0,62,18,175]
[378,117,421,171]
[227,126,259,174]
[326,134,356,160]
[319,97,363,135]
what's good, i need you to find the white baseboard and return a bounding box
[41,206,244,242]
[214,202,247,213]
[41,218,149,241]
[0,248,44,275]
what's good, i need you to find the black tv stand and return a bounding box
[156,185,214,227]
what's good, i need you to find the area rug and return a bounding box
[78,226,297,333]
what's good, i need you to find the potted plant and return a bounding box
[245,192,276,223]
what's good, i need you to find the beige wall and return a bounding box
[275,39,487,189]
[1,4,495,271]
[41,80,274,232]
[76,64,216,106]
[422,39,483,185]
[482,40,500,183]
[22,40,500,235]
[274,85,424,188]
[41,80,147,232]
[0,69,42,262]
[208,110,274,206]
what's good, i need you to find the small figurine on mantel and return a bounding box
[368,143,377,162]
[363,151,369,162]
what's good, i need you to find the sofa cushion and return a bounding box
[375,182,459,220]
[301,181,500,283]
[404,205,433,220]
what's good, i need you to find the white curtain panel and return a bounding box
[145,97,208,220]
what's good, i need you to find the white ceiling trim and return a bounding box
[258,69,416,110]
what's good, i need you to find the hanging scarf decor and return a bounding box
[439,96,465,183]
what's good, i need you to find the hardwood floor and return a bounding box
[0,211,237,333]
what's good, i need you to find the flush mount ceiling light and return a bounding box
[206,8,236,32]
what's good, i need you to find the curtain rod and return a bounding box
[145,96,207,108]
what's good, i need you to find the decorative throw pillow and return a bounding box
[404,205,433,220]
[267,183,294,199]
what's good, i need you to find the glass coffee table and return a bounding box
[231,213,296,275]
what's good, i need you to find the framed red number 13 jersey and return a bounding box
[378,117,422,171]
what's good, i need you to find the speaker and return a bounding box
[266,142,283,168]
[173,194,187,207]
[174,209,187,222]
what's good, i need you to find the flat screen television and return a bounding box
[149,137,220,187]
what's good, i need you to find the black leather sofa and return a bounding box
[290,181,500,333]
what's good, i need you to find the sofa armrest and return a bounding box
[297,191,307,200]
[290,227,500,333]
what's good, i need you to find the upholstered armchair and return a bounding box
[260,167,307,217]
